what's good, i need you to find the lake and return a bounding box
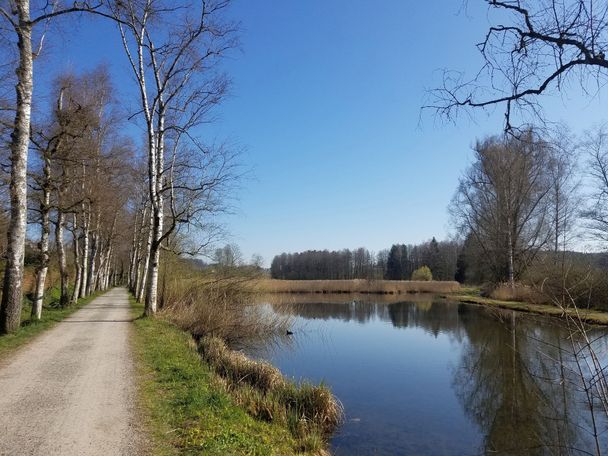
[250,294,608,456]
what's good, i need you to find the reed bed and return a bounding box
[199,335,343,453]
[161,275,292,347]
[254,278,461,295]
[489,282,547,303]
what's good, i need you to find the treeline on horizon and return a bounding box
[272,127,608,301]
[270,238,459,281]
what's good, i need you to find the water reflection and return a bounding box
[456,309,577,455]
[255,294,608,455]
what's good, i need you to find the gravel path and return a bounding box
[0,288,144,456]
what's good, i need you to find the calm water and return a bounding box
[251,294,608,456]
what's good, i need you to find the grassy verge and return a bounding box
[0,288,99,359]
[130,297,323,456]
[444,294,608,325]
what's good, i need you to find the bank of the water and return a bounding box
[0,289,100,360]
[255,278,460,294]
[255,294,608,454]
[130,296,335,455]
[445,293,608,325]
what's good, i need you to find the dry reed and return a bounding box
[489,282,547,303]
[161,275,292,347]
[199,335,344,442]
[253,278,460,295]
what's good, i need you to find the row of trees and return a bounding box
[28,69,134,318]
[270,239,460,281]
[0,0,239,333]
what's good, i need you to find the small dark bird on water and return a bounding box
[285,330,293,336]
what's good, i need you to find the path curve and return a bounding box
[0,288,143,456]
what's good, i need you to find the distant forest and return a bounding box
[270,238,460,281]
[270,239,608,284]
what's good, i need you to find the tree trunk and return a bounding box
[145,178,164,316]
[507,222,515,288]
[103,246,113,290]
[128,210,139,291]
[87,211,100,295]
[133,206,148,295]
[71,214,82,305]
[145,237,160,316]
[145,109,166,316]
[137,209,153,303]
[56,211,68,307]
[79,208,90,298]
[0,4,33,334]
[32,156,51,320]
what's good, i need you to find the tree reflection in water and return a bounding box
[261,295,608,455]
[455,306,605,455]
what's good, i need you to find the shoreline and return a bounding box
[130,295,338,455]
[254,279,608,326]
[443,294,608,326]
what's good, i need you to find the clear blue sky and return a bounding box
[38,1,607,265]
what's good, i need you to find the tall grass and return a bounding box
[489,282,547,303]
[157,261,344,453]
[130,297,311,455]
[161,274,293,347]
[200,335,343,454]
[254,278,460,294]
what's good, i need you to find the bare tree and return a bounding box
[29,77,85,317]
[546,128,581,253]
[583,125,608,244]
[112,0,238,315]
[0,1,119,332]
[427,0,608,131]
[450,131,552,285]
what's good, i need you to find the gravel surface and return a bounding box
[0,288,144,456]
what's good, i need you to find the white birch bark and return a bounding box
[137,209,153,303]
[71,214,82,304]
[87,211,100,295]
[79,207,90,298]
[55,210,68,307]
[0,1,33,333]
[31,153,51,320]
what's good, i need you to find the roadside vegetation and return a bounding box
[129,254,343,454]
[131,287,341,456]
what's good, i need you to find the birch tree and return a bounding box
[112,0,238,315]
[450,132,553,285]
[584,125,608,244]
[0,0,118,333]
[29,80,79,317]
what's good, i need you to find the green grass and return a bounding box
[129,297,309,456]
[0,288,100,359]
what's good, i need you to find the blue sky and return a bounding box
[37,1,608,265]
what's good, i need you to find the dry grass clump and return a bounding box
[201,336,284,392]
[489,282,547,303]
[199,335,343,451]
[277,381,343,435]
[255,278,460,294]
